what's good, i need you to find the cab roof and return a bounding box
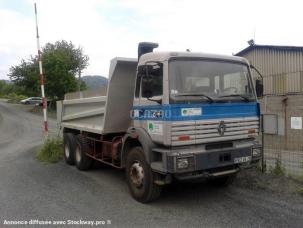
[139,51,249,65]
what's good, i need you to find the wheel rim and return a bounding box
[64,145,70,158]
[75,145,81,163]
[129,161,144,188]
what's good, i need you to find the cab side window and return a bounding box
[135,73,141,98]
[135,63,163,98]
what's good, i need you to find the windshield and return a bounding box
[169,59,256,103]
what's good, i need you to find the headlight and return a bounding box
[252,147,262,157]
[176,156,195,170]
[177,158,189,169]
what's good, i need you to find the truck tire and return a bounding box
[209,174,236,187]
[125,146,162,203]
[74,135,93,171]
[63,133,76,165]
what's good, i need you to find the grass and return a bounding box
[36,137,63,163]
[256,160,267,173]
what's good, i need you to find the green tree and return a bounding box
[8,58,40,96]
[0,80,6,96]
[0,80,18,96]
[9,40,88,100]
[0,80,6,95]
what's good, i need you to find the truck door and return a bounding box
[133,63,163,129]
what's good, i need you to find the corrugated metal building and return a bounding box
[236,44,303,154]
[236,44,303,95]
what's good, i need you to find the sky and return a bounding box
[0,0,303,79]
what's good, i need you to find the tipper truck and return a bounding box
[57,42,263,203]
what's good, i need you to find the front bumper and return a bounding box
[151,144,261,177]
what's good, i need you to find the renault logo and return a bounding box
[217,121,226,136]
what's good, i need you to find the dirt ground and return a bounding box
[235,168,303,197]
[11,101,303,198]
[1,101,303,228]
[9,102,57,119]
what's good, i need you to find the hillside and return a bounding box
[0,79,11,84]
[82,75,108,90]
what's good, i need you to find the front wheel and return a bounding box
[125,147,162,203]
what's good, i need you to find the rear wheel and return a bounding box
[63,133,76,165]
[125,147,162,203]
[75,135,93,171]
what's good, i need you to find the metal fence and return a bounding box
[261,114,303,177]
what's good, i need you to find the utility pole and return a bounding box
[34,3,48,137]
[78,69,82,98]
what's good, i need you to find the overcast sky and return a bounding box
[0,0,302,79]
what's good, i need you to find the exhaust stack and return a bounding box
[138,42,159,60]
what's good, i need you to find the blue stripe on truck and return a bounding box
[132,102,260,121]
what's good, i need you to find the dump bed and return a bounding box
[57,57,137,134]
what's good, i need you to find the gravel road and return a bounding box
[0,101,303,228]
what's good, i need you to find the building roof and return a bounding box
[139,51,249,65]
[235,44,303,56]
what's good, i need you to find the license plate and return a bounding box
[234,156,251,164]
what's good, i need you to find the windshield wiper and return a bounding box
[174,93,214,103]
[218,94,250,102]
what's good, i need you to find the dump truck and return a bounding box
[57,42,263,203]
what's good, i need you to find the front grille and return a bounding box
[171,117,259,146]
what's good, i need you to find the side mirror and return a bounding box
[255,79,264,98]
[250,65,264,98]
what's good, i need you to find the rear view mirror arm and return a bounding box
[250,64,263,81]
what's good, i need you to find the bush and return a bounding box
[36,137,63,163]
[6,93,27,103]
[269,157,285,176]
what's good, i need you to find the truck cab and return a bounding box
[126,45,262,198]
